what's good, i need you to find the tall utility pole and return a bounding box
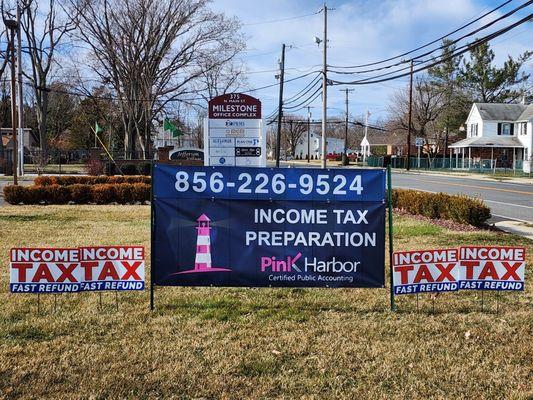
[406,60,414,171]
[340,88,354,166]
[306,106,313,163]
[275,43,286,168]
[321,3,328,169]
[16,2,23,176]
[4,17,18,185]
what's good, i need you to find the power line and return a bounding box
[328,0,516,69]
[242,11,319,26]
[284,73,322,104]
[328,0,532,77]
[331,12,533,86]
[284,86,322,110]
[10,68,321,106]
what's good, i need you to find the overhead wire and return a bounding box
[330,12,533,85]
[328,0,532,77]
[242,11,319,26]
[284,73,322,104]
[284,86,323,110]
[328,0,516,69]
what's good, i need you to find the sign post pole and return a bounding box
[387,165,395,312]
[150,161,155,311]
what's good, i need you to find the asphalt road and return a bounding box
[392,172,533,223]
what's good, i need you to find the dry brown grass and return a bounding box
[0,205,531,399]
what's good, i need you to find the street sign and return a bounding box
[204,94,266,167]
[152,165,386,289]
[415,137,424,147]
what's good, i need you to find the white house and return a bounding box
[450,102,533,172]
[293,132,348,159]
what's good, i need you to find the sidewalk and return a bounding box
[494,221,533,241]
[392,169,532,184]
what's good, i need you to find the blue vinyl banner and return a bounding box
[152,164,386,288]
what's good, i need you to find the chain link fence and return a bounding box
[367,155,531,177]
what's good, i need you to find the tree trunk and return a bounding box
[36,90,49,165]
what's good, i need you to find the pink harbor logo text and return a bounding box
[9,246,145,293]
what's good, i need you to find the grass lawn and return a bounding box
[0,206,531,399]
[23,164,87,175]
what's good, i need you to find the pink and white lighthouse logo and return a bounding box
[176,214,230,274]
[195,214,212,270]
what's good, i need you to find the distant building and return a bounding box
[1,128,34,150]
[450,102,532,172]
[294,133,350,159]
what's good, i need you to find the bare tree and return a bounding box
[389,78,444,137]
[70,0,244,159]
[389,77,445,165]
[18,0,77,163]
[199,59,248,101]
[282,115,306,158]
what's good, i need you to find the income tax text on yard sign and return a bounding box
[10,246,145,293]
[204,93,266,167]
[392,246,525,295]
[152,165,386,288]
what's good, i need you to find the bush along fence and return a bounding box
[392,189,491,227]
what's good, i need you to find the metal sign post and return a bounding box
[415,138,423,171]
[150,160,156,311]
[387,165,395,312]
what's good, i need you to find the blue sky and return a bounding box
[211,0,532,123]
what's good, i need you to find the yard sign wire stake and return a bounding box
[115,291,119,311]
[150,160,155,311]
[481,290,484,312]
[37,293,40,314]
[416,293,419,312]
[99,292,103,310]
[387,165,395,312]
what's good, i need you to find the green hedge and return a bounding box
[34,175,151,186]
[392,189,491,227]
[4,183,150,205]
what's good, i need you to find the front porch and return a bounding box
[449,136,526,172]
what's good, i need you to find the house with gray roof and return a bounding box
[450,102,532,172]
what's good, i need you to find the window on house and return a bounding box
[518,122,527,136]
[470,123,478,137]
[498,122,513,135]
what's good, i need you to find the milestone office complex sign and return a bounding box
[152,164,386,289]
[204,93,266,167]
